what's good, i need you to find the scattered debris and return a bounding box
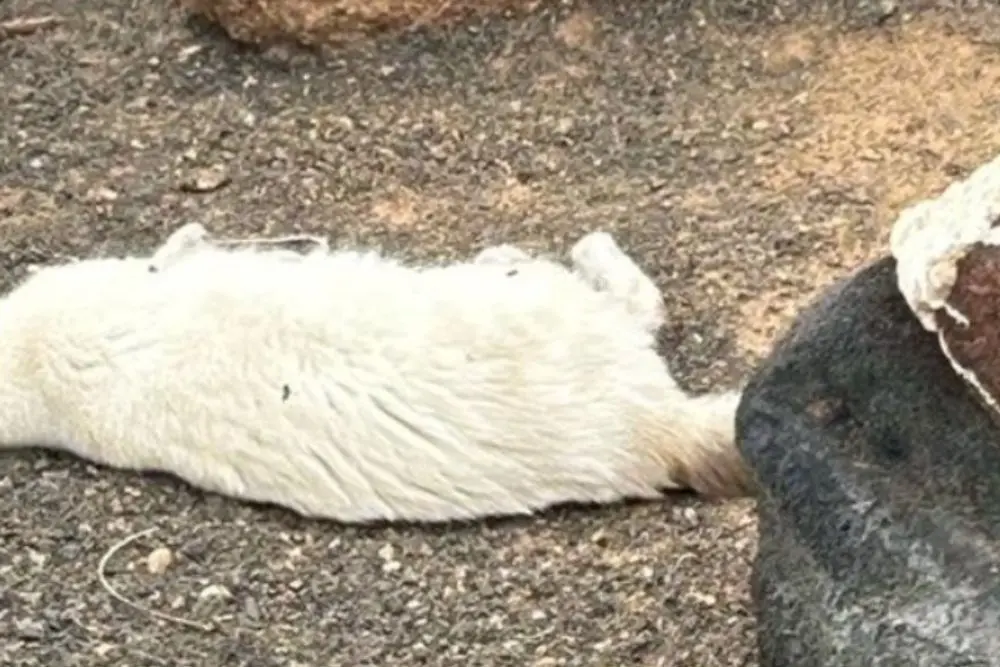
[83,186,119,204]
[243,596,262,622]
[0,15,61,42]
[197,584,231,601]
[178,166,231,194]
[688,590,718,607]
[378,543,401,573]
[671,505,701,528]
[0,188,26,214]
[97,527,214,632]
[554,9,598,50]
[14,617,46,641]
[193,584,233,615]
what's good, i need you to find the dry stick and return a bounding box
[0,15,62,41]
[97,527,215,633]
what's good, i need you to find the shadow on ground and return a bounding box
[2,0,1000,665]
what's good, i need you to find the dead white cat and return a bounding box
[0,224,749,522]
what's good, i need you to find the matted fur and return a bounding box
[0,225,749,523]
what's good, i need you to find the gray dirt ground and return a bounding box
[3,0,1000,665]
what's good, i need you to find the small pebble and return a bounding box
[198,584,231,601]
[146,547,173,575]
[15,618,45,640]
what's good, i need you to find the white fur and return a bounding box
[0,226,748,523]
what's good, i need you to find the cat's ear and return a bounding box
[148,222,211,273]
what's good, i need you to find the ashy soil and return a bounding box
[3,0,1000,665]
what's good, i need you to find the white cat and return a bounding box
[0,224,749,523]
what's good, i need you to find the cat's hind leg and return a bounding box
[571,232,751,497]
[570,231,666,334]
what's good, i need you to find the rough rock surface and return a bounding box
[737,256,1000,666]
[934,243,1000,419]
[891,151,1000,431]
[890,153,1000,326]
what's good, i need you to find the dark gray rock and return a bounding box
[737,255,1000,667]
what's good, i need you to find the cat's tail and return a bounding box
[636,389,755,499]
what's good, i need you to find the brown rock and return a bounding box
[176,0,543,48]
[934,243,1000,418]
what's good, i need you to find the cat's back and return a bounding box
[152,248,654,359]
[8,247,662,393]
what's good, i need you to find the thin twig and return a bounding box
[0,15,61,41]
[97,527,215,633]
